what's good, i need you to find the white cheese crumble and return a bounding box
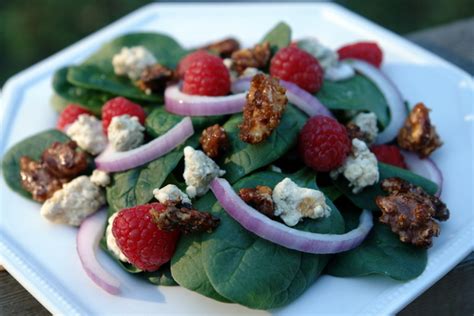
[107,114,145,152]
[105,212,129,263]
[153,184,191,205]
[351,112,379,144]
[90,169,110,187]
[40,176,105,226]
[66,114,107,155]
[297,37,355,81]
[183,146,225,198]
[240,67,260,78]
[112,46,157,80]
[330,138,379,194]
[272,178,330,227]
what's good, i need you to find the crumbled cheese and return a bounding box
[66,114,107,155]
[153,184,191,205]
[223,58,238,81]
[272,178,330,227]
[297,37,355,81]
[107,115,144,152]
[270,165,282,173]
[105,212,129,263]
[183,146,225,198]
[240,67,260,78]
[351,112,379,144]
[330,138,379,194]
[90,170,110,187]
[112,46,157,80]
[40,176,105,226]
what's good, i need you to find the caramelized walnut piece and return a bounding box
[239,74,288,144]
[199,124,229,158]
[397,103,442,158]
[19,157,67,202]
[202,38,240,58]
[376,177,449,248]
[231,42,271,75]
[346,122,372,144]
[151,205,219,234]
[137,64,176,94]
[41,141,88,178]
[239,186,275,218]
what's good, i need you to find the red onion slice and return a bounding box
[95,117,193,172]
[165,85,246,116]
[401,150,443,197]
[210,178,373,254]
[232,78,333,117]
[349,59,406,145]
[77,210,121,295]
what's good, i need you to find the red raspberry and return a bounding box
[112,203,179,272]
[101,97,146,134]
[56,104,92,131]
[298,116,351,172]
[270,46,323,93]
[337,41,383,68]
[177,50,210,78]
[371,145,407,169]
[182,54,230,96]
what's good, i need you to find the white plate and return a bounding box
[1,3,473,315]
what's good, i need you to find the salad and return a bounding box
[1,22,450,310]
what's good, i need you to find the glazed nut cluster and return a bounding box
[231,42,271,75]
[137,64,176,94]
[239,185,275,218]
[151,205,220,234]
[199,124,229,158]
[376,177,449,248]
[202,37,241,58]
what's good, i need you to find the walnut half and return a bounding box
[151,205,220,234]
[376,177,449,248]
[397,103,442,158]
[231,42,271,75]
[239,185,275,218]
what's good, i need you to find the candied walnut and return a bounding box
[346,122,372,144]
[151,205,219,234]
[231,42,271,75]
[41,141,88,178]
[239,186,275,218]
[376,177,449,248]
[202,38,240,58]
[239,74,288,144]
[397,103,442,158]
[137,64,176,94]
[19,157,67,202]
[199,124,229,158]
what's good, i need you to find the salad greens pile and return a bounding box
[1,22,440,310]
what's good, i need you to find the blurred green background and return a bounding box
[1,0,473,85]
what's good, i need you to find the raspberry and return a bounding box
[56,104,92,131]
[177,50,210,78]
[371,145,407,169]
[270,46,323,93]
[182,54,230,96]
[101,97,146,134]
[298,116,351,172]
[112,203,180,272]
[337,41,383,68]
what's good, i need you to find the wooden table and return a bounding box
[1,17,473,316]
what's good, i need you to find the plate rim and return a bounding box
[1,2,473,315]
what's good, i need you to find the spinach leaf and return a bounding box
[2,129,70,201]
[144,263,178,286]
[67,65,162,102]
[200,171,344,309]
[327,218,427,281]
[83,32,187,72]
[52,67,112,115]
[317,75,390,128]
[221,105,307,183]
[333,162,438,211]
[260,21,291,52]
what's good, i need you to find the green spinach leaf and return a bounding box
[2,129,70,201]
[327,219,427,281]
[67,65,162,102]
[333,162,438,211]
[260,21,291,52]
[317,75,390,128]
[221,105,307,183]
[199,171,344,309]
